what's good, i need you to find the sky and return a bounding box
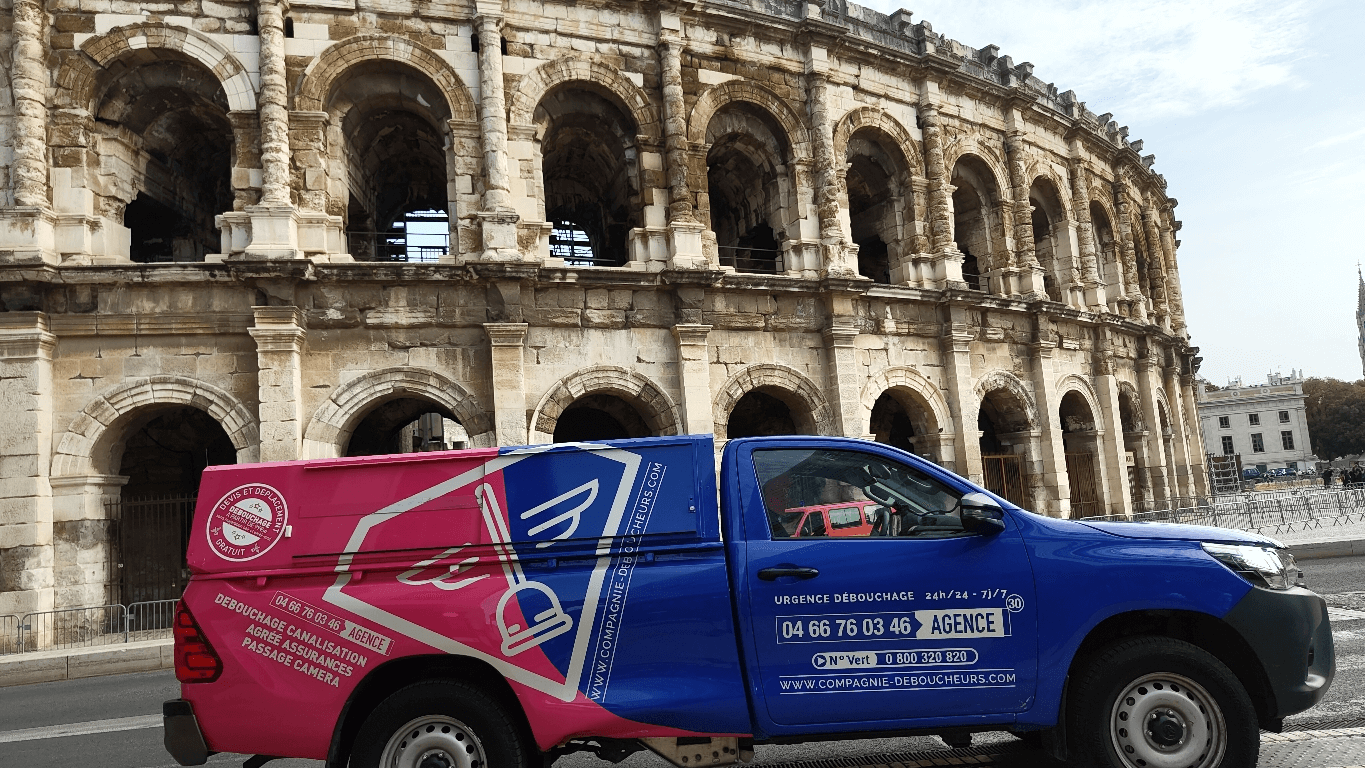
[862,0,1365,385]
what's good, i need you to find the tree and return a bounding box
[1303,378,1365,459]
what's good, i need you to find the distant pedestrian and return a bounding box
[1322,467,1334,487]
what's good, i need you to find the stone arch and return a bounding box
[713,364,834,440]
[974,370,1039,430]
[832,106,925,176]
[1116,381,1145,433]
[860,366,952,436]
[1156,389,1174,435]
[1029,168,1074,220]
[52,376,259,478]
[1055,374,1105,432]
[687,80,812,160]
[530,366,681,442]
[303,367,494,458]
[509,56,660,138]
[58,22,256,112]
[295,34,477,122]
[943,139,1009,191]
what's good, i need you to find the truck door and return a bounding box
[730,442,1039,729]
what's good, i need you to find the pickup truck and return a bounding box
[164,434,1334,768]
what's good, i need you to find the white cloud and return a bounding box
[860,0,1311,122]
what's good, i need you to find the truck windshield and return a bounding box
[753,449,964,539]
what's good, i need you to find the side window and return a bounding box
[753,448,964,539]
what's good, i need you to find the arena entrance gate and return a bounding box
[980,454,1027,509]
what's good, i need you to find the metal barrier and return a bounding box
[1092,485,1365,537]
[7,600,180,654]
[17,604,126,653]
[126,599,179,643]
[0,615,18,656]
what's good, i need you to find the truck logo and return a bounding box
[321,444,644,703]
[207,483,289,562]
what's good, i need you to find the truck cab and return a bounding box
[164,435,1334,768]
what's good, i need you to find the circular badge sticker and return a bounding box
[207,483,289,561]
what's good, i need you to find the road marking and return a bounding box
[1264,727,1365,743]
[1329,607,1365,622]
[0,714,160,743]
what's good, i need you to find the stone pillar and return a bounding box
[1068,158,1107,310]
[0,312,56,616]
[1159,208,1187,335]
[258,1,291,206]
[1004,130,1047,298]
[10,0,46,208]
[807,71,854,278]
[475,14,521,261]
[1093,340,1134,517]
[1114,185,1146,321]
[823,322,863,438]
[1142,209,1170,329]
[1029,317,1070,517]
[1136,346,1171,509]
[485,323,529,446]
[1163,364,1197,499]
[673,325,714,436]
[939,302,982,483]
[250,307,306,462]
[0,0,56,264]
[236,1,305,259]
[918,99,964,287]
[658,37,705,268]
[1181,373,1210,497]
[50,475,126,608]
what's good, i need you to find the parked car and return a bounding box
[164,435,1334,768]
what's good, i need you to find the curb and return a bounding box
[0,639,172,688]
[1289,539,1365,560]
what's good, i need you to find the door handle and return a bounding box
[757,566,820,581]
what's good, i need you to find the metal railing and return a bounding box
[6,599,179,654]
[347,231,448,263]
[1092,484,1365,537]
[0,615,18,656]
[718,245,784,274]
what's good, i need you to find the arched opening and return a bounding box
[1131,217,1156,311]
[1059,391,1104,517]
[346,397,468,457]
[950,156,1003,293]
[870,389,937,458]
[706,103,792,274]
[552,393,651,442]
[727,389,815,439]
[1091,203,1120,299]
[93,51,233,263]
[846,129,910,284]
[1158,400,1179,501]
[538,87,640,268]
[112,406,236,602]
[331,62,452,262]
[978,389,1032,509]
[1029,178,1068,303]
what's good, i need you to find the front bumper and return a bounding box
[1223,585,1334,719]
[163,699,211,766]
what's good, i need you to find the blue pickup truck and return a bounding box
[164,434,1333,768]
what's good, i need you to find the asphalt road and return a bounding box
[1,554,1361,768]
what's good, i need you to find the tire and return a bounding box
[1067,636,1259,768]
[350,680,536,768]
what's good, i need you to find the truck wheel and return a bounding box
[351,681,535,768]
[1068,636,1258,768]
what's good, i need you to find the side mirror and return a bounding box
[959,492,1006,535]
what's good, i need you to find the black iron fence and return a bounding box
[347,231,448,263]
[106,494,196,606]
[718,245,784,274]
[2,599,178,655]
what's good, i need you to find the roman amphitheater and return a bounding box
[0,0,1204,615]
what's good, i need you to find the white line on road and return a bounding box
[0,714,160,744]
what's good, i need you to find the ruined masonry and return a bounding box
[0,0,1204,617]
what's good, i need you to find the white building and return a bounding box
[1197,372,1315,472]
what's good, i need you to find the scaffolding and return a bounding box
[1207,453,1244,495]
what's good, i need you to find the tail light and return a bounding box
[174,600,223,683]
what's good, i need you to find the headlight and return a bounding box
[1201,543,1304,590]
